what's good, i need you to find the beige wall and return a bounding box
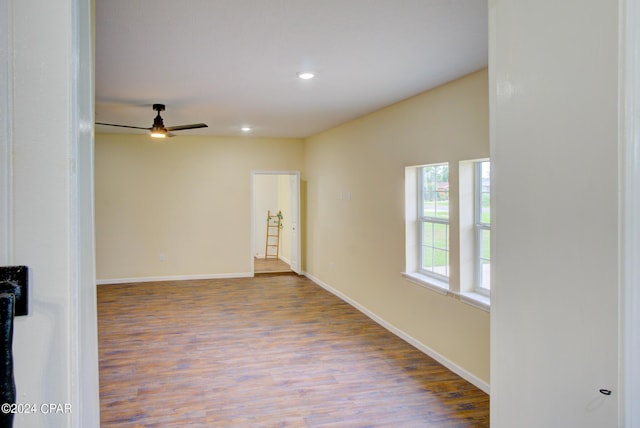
[95,134,303,280]
[303,69,490,383]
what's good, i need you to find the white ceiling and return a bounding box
[95,0,487,139]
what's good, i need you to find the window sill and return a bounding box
[401,272,490,312]
[402,272,449,295]
[459,291,490,312]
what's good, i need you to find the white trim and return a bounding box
[96,272,253,285]
[250,170,301,175]
[250,174,255,274]
[304,271,490,394]
[459,292,491,312]
[70,0,81,423]
[620,0,640,424]
[70,0,100,425]
[402,271,490,312]
[402,271,448,295]
[288,173,301,274]
[278,255,291,265]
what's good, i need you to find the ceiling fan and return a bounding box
[96,104,208,138]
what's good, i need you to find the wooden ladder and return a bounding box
[264,210,282,259]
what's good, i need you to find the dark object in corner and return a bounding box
[0,292,15,428]
[0,266,28,316]
[0,266,28,428]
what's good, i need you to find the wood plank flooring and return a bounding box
[254,257,292,274]
[98,275,489,427]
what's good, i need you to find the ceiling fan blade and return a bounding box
[165,123,208,132]
[96,122,151,130]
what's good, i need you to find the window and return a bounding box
[419,163,449,280]
[475,160,491,294]
[404,160,490,310]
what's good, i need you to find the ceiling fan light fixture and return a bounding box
[150,127,167,138]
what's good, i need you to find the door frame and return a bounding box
[620,0,640,424]
[250,170,301,274]
[0,0,99,425]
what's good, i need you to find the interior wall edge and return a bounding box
[0,0,13,265]
[621,0,640,424]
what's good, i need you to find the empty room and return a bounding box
[93,1,490,425]
[2,0,636,427]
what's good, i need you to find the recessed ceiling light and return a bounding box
[297,72,315,80]
[241,126,251,132]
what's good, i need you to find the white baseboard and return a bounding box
[279,255,291,265]
[97,272,253,285]
[303,271,491,394]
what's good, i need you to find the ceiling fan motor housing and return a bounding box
[152,104,166,130]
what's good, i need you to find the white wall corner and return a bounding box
[620,0,640,425]
[0,0,12,265]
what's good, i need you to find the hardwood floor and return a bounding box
[98,275,489,427]
[254,257,292,274]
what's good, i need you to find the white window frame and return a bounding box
[404,161,489,311]
[474,160,490,296]
[418,163,449,282]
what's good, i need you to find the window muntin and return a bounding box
[475,161,490,294]
[419,164,449,279]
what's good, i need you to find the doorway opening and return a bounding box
[251,171,301,275]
